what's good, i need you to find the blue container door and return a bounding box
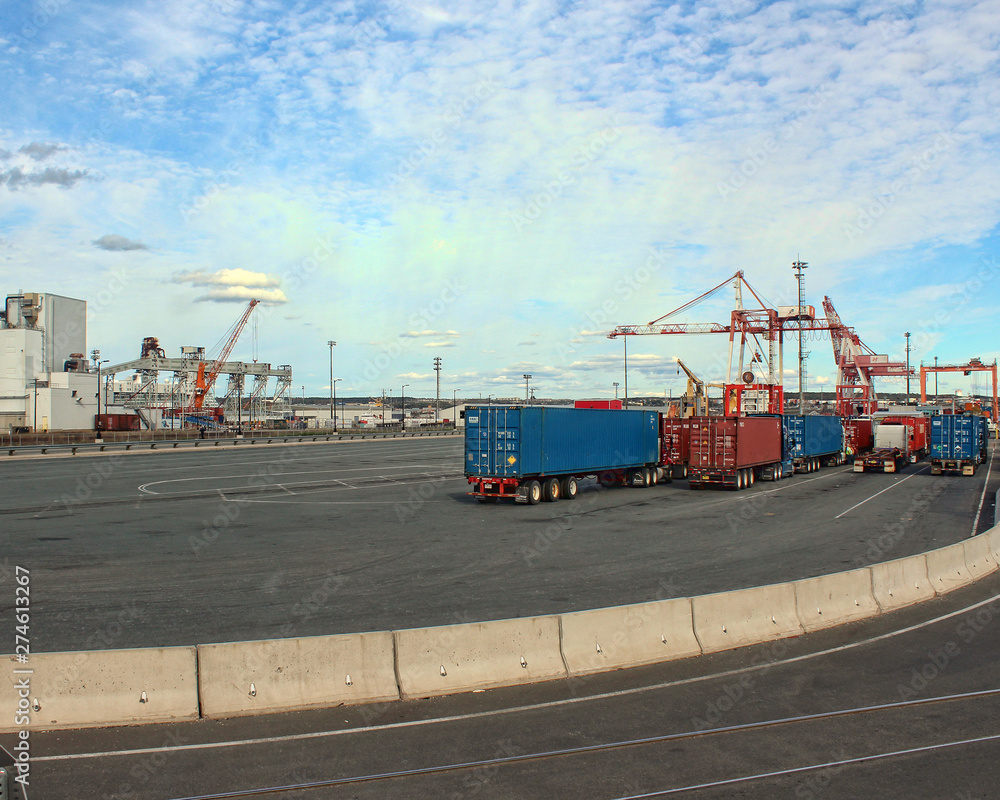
[464,406,523,477]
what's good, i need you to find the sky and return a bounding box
[2,0,999,402]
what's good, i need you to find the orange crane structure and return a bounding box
[609,272,910,416]
[187,299,260,411]
[919,358,998,421]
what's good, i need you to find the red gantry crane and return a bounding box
[609,273,910,416]
[919,358,998,421]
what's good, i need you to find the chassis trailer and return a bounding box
[930,414,988,475]
[465,406,661,504]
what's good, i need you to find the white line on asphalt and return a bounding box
[34,588,1000,763]
[970,442,995,537]
[834,466,929,519]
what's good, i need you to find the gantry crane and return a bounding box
[610,271,910,416]
[919,358,998,421]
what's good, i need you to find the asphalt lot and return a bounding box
[1,436,997,651]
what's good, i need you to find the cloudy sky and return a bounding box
[2,0,999,400]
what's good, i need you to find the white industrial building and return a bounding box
[1,292,98,432]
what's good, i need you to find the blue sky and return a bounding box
[2,0,999,400]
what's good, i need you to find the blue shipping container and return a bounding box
[464,406,659,479]
[930,414,987,462]
[783,415,844,460]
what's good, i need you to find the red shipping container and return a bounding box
[844,418,874,455]
[688,416,782,470]
[660,417,691,465]
[881,415,929,456]
[574,400,623,409]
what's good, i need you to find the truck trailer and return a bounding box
[843,417,874,460]
[854,422,910,473]
[660,417,691,478]
[465,406,661,504]
[784,415,845,472]
[930,414,988,475]
[688,415,784,489]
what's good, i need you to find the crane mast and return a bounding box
[189,299,260,410]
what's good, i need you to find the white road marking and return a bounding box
[834,466,930,519]
[970,442,996,537]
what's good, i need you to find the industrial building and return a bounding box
[1,292,97,432]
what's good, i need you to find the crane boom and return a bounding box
[191,300,260,410]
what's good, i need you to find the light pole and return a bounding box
[905,331,912,403]
[453,388,460,426]
[523,373,532,404]
[934,356,938,399]
[333,378,341,431]
[400,384,409,430]
[613,381,619,399]
[327,340,336,421]
[433,357,442,423]
[792,258,808,412]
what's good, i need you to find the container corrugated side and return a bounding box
[688,416,782,469]
[464,406,658,479]
[784,415,844,459]
[931,415,981,461]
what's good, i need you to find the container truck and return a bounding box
[854,422,910,473]
[930,414,988,475]
[465,406,661,504]
[688,415,784,489]
[783,415,845,472]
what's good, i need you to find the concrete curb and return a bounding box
[5,527,999,731]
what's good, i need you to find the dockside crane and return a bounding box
[919,358,998,421]
[188,299,260,411]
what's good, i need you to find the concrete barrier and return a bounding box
[560,598,701,676]
[197,632,398,718]
[986,525,1000,562]
[394,616,565,699]
[871,554,935,612]
[964,534,999,580]
[793,568,880,632]
[0,647,198,732]
[925,541,974,594]
[692,583,801,654]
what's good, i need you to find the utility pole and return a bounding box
[523,373,532,404]
[934,355,938,399]
[433,357,442,423]
[400,384,408,430]
[327,340,336,420]
[792,258,808,413]
[333,378,341,432]
[905,331,912,402]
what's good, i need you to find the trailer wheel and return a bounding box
[749,468,756,486]
[561,476,578,499]
[641,467,653,487]
[542,477,561,502]
[524,480,542,505]
[599,471,617,488]
[736,469,744,490]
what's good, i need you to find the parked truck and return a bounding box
[843,417,874,460]
[854,422,910,473]
[465,406,661,504]
[878,414,929,462]
[660,417,691,478]
[783,415,845,472]
[688,415,784,489]
[930,414,988,475]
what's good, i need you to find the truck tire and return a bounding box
[542,477,561,502]
[599,471,617,488]
[561,476,578,499]
[642,467,653,487]
[525,480,542,505]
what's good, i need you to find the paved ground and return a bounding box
[9,573,1000,799]
[2,437,997,651]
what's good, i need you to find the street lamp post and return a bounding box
[613,381,619,399]
[905,331,912,403]
[934,356,938,399]
[333,378,341,431]
[523,373,532,404]
[453,388,459,426]
[792,258,808,413]
[400,384,409,430]
[327,340,336,421]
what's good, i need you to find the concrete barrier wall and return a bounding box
[0,647,198,732]
[394,616,565,699]
[560,598,701,676]
[871,554,935,612]
[963,534,999,580]
[794,568,881,632]
[692,583,801,654]
[197,632,398,718]
[926,540,976,594]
